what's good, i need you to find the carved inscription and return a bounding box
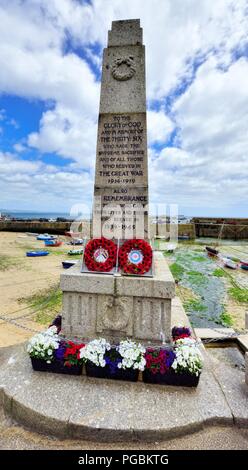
[95,113,147,191]
[94,112,148,236]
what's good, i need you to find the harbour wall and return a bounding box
[192,218,248,240]
[1,218,247,240]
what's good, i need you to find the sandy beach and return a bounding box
[0,232,72,346]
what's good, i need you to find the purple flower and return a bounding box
[165,350,176,368]
[104,348,122,374]
[55,342,66,361]
[172,326,191,339]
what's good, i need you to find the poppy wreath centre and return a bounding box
[84,238,117,272]
[118,239,153,275]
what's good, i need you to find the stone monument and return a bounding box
[93,19,148,239]
[60,20,175,344]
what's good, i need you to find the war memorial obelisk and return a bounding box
[61,20,175,344]
[93,19,148,239]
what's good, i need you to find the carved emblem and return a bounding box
[101,296,131,331]
[111,56,136,81]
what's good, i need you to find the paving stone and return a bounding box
[0,344,238,441]
[210,353,248,427]
[195,328,236,339]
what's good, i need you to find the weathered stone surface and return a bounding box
[61,253,174,343]
[60,265,115,294]
[0,345,240,442]
[61,20,174,343]
[195,327,236,340]
[100,20,145,114]
[245,352,248,386]
[93,19,148,238]
[245,312,248,330]
[108,19,143,48]
[209,350,248,427]
[237,334,248,352]
[197,350,233,425]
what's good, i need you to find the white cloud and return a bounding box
[149,56,248,211]
[147,110,174,144]
[43,0,248,98]
[0,0,247,214]
[28,103,98,167]
[13,143,26,153]
[0,151,40,175]
[0,151,93,211]
[0,0,100,167]
[173,57,248,158]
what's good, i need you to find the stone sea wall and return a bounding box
[1,218,247,239]
[0,220,71,234]
[192,217,248,240]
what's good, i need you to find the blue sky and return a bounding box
[0,0,248,217]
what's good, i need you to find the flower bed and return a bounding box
[143,334,203,387]
[31,357,82,375]
[27,324,203,386]
[142,369,200,387]
[27,327,84,375]
[80,339,145,382]
[85,362,139,382]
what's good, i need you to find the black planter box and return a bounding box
[86,363,139,382]
[31,357,82,376]
[143,369,200,387]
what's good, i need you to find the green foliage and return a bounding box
[22,286,62,325]
[217,310,234,327]
[183,299,208,312]
[191,255,206,262]
[228,287,248,303]
[187,271,207,286]
[169,262,185,281]
[212,268,226,277]
[46,249,66,256]
[0,255,20,271]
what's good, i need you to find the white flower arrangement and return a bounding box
[26,326,60,364]
[117,339,146,371]
[171,337,203,376]
[79,338,111,367]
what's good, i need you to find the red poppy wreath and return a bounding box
[118,239,153,275]
[84,237,117,272]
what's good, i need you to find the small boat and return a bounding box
[62,260,78,269]
[65,231,73,237]
[222,257,238,269]
[240,264,248,271]
[70,238,84,245]
[26,251,49,257]
[44,240,63,247]
[165,243,176,253]
[226,255,240,262]
[239,261,248,271]
[37,233,56,241]
[205,246,219,256]
[68,249,84,256]
[26,232,39,237]
[178,235,190,241]
[241,260,248,266]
